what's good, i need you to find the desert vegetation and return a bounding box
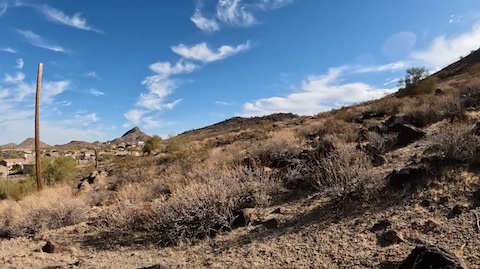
[1,59,480,268]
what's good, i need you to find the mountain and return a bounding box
[52,140,103,150]
[0,143,18,149]
[111,126,149,144]
[16,138,50,149]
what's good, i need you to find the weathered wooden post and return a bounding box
[35,63,44,191]
[95,148,98,170]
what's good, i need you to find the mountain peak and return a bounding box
[122,126,141,138]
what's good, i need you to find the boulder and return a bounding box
[397,245,469,269]
[42,241,57,254]
[378,229,405,247]
[361,111,386,120]
[386,165,428,189]
[231,208,260,228]
[447,204,467,219]
[370,219,392,232]
[372,154,387,167]
[263,218,279,229]
[392,124,426,147]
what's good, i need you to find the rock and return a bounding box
[422,219,441,233]
[386,166,427,189]
[378,261,401,269]
[392,123,426,147]
[263,218,279,229]
[447,205,466,219]
[273,207,288,214]
[435,88,446,96]
[372,154,387,167]
[473,121,480,136]
[474,188,480,206]
[137,265,170,269]
[42,241,56,254]
[361,111,386,120]
[378,229,405,247]
[232,208,259,228]
[397,245,469,269]
[370,219,392,232]
[420,199,432,207]
[77,180,91,191]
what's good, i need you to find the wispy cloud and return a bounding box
[191,9,220,33]
[62,111,98,126]
[15,58,24,69]
[172,41,250,63]
[38,5,103,33]
[17,29,68,53]
[215,101,236,106]
[410,21,480,68]
[0,3,7,17]
[353,61,408,74]
[241,67,396,117]
[216,0,256,26]
[90,88,105,96]
[1,47,17,53]
[84,71,100,79]
[192,0,294,32]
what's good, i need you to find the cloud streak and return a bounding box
[38,5,103,33]
[172,41,250,63]
[191,9,220,33]
[90,88,105,96]
[17,29,68,53]
[241,67,396,117]
[0,3,7,17]
[1,47,17,53]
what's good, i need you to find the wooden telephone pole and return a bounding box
[35,63,43,191]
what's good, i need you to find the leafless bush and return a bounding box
[427,122,480,163]
[124,166,281,246]
[364,131,398,154]
[0,186,88,237]
[311,142,376,197]
[253,130,303,167]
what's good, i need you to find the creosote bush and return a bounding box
[0,186,88,237]
[254,130,303,167]
[30,156,78,186]
[427,122,480,163]
[311,142,376,198]
[114,166,281,246]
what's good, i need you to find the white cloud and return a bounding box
[0,3,7,17]
[216,0,256,26]
[1,47,17,53]
[353,61,408,74]
[256,0,293,9]
[172,41,250,63]
[85,71,100,79]
[16,58,24,69]
[42,80,70,104]
[191,9,220,32]
[62,112,98,127]
[410,22,480,68]
[124,109,146,125]
[17,29,68,53]
[38,5,103,33]
[241,67,396,117]
[215,101,236,106]
[4,72,25,84]
[90,88,105,96]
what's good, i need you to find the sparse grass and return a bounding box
[0,186,88,237]
[0,178,37,201]
[311,141,376,198]
[253,129,303,168]
[427,121,480,163]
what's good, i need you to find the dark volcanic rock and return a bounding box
[386,165,428,189]
[397,245,469,269]
[392,124,426,147]
[42,241,56,254]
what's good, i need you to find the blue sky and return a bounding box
[1,0,480,145]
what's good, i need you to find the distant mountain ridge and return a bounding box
[16,138,50,149]
[110,127,150,144]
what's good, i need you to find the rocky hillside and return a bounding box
[15,138,50,149]
[110,126,149,144]
[1,50,480,268]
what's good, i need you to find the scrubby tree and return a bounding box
[398,67,429,88]
[30,156,77,186]
[142,135,162,155]
[397,67,436,97]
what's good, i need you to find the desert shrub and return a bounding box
[142,135,163,155]
[253,130,303,168]
[0,178,37,201]
[311,142,376,197]
[30,156,78,186]
[401,94,461,127]
[427,122,480,163]
[396,67,438,97]
[113,167,281,246]
[0,186,88,237]
[460,82,480,109]
[364,131,397,154]
[309,117,358,143]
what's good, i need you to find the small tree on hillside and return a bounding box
[398,67,429,88]
[142,135,162,155]
[397,67,436,97]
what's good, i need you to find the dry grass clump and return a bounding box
[460,81,480,109]
[427,121,480,163]
[118,166,281,247]
[253,129,303,167]
[311,141,376,197]
[0,178,37,201]
[0,186,88,237]
[401,94,461,127]
[301,117,359,143]
[364,131,397,154]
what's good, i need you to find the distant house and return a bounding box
[0,158,26,175]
